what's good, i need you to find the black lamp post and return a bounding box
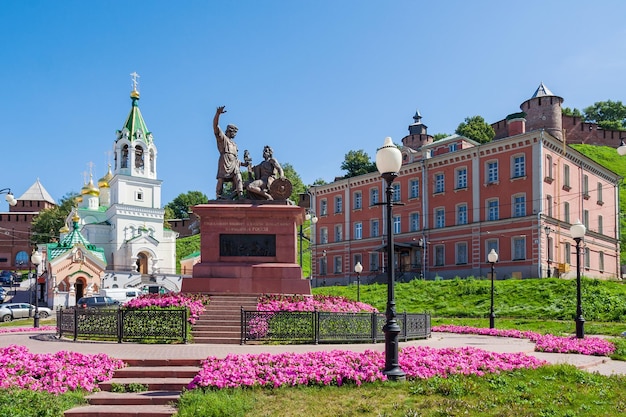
[376,136,405,382]
[544,226,553,278]
[487,249,498,329]
[299,212,317,267]
[570,220,586,339]
[354,261,363,302]
[31,249,42,328]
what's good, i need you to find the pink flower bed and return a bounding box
[432,325,616,356]
[0,326,57,334]
[0,345,124,394]
[258,294,378,313]
[188,346,546,389]
[124,293,209,324]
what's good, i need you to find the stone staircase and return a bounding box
[64,358,201,417]
[191,294,259,344]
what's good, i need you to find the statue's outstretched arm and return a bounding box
[213,106,226,136]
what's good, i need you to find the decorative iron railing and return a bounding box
[57,308,188,343]
[241,310,430,344]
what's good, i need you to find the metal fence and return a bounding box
[57,308,188,343]
[241,310,431,344]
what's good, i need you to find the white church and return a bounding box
[69,75,180,295]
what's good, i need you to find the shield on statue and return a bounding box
[269,178,292,200]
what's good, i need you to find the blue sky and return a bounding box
[2,0,626,211]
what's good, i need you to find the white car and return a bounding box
[0,303,52,322]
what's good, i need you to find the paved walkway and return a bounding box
[2,329,626,377]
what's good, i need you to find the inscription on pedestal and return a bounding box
[219,234,276,257]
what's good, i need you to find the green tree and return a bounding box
[31,192,78,244]
[165,191,208,219]
[340,150,377,178]
[312,178,327,186]
[583,100,626,131]
[562,107,583,117]
[432,133,449,141]
[455,116,495,144]
[282,163,305,203]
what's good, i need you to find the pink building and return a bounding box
[309,84,620,285]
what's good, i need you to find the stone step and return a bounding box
[64,404,177,417]
[193,336,240,344]
[85,391,181,406]
[99,378,192,392]
[114,366,200,379]
[122,359,201,367]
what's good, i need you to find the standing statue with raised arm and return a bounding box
[213,106,245,199]
[247,145,287,200]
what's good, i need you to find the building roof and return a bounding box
[17,179,56,204]
[46,214,107,264]
[118,87,152,145]
[531,82,555,98]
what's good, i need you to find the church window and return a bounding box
[150,149,155,173]
[135,146,144,168]
[121,145,129,168]
[135,191,143,201]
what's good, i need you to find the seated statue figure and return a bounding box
[247,146,285,200]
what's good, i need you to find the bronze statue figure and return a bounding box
[213,106,247,199]
[247,145,287,200]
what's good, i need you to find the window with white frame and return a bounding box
[457,204,468,225]
[334,256,342,274]
[563,164,570,189]
[434,173,445,193]
[513,236,526,260]
[449,143,458,152]
[456,167,467,189]
[354,222,362,240]
[545,155,553,180]
[320,257,327,275]
[393,215,401,234]
[410,212,420,232]
[320,227,328,244]
[434,245,444,266]
[583,210,589,229]
[392,183,401,202]
[486,239,498,262]
[565,242,571,264]
[583,175,589,197]
[584,247,590,269]
[599,251,604,272]
[435,208,445,228]
[410,179,419,199]
[487,199,499,221]
[334,224,342,242]
[564,202,570,223]
[354,192,362,210]
[546,195,553,217]
[369,252,379,271]
[320,199,328,216]
[513,194,526,217]
[512,155,525,178]
[334,196,343,213]
[597,182,603,204]
[370,188,379,205]
[371,219,379,237]
[456,242,468,264]
[487,161,498,183]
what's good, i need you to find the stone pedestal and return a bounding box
[181,201,311,295]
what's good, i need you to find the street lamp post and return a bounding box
[544,226,553,278]
[299,212,317,267]
[376,136,405,382]
[0,188,18,207]
[487,249,498,329]
[354,261,363,302]
[570,220,586,339]
[31,249,43,328]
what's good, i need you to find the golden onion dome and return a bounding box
[75,195,83,204]
[82,177,100,197]
[59,225,70,234]
[98,165,113,188]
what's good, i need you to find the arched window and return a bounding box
[150,149,155,173]
[121,145,129,168]
[135,146,144,168]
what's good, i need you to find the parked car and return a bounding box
[76,296,120,309]
[0,303,52,322]
[0,271,14,285]
[0,288,7,302]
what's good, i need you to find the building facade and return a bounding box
[309,84,621,285]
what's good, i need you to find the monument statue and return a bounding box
[247,145,291,200]
[213,106,247,199]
